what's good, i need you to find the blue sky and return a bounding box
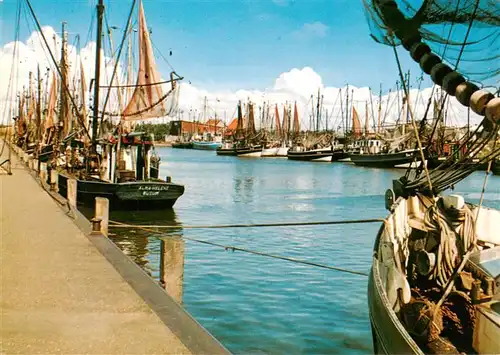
[0,0,430,93]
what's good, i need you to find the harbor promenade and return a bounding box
[0,145,223,354]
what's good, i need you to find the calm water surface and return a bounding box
[107,148,500,355]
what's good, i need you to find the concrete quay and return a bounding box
[0,143,229,354]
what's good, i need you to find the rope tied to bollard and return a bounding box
[108,219,381,277]
[108,218,384,230]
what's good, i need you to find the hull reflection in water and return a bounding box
[82,207,186,303]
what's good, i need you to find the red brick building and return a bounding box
[170,119,224,135]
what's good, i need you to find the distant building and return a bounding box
[169,119,224,136]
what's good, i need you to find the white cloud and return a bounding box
[1,26,483,131]
[292,22,329,40]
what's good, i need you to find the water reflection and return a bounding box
[109,209,182,275]
[233,162,256,204]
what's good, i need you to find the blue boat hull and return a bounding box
[192,141,222,150]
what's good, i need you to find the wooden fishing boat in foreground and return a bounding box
[363,0,500,353]
[369,193,500,354]
[58,174,184,209]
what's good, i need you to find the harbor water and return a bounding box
[106,148,500,355]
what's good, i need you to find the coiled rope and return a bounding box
[423,199,476,287]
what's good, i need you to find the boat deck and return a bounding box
[0,146,223,354]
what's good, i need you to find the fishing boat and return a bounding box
[261,146,279,157]
[364,0,500,354]
[235,144,262,157]
[192,140,222,150]
[172,141,193,149]
[216,142,237,156]
[57,132,184,209]
[350,147,426,168]
[16,0,186,210]
[287,146,334,162]
[191,98,223,151]
[276,145,289,157]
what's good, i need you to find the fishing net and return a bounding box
[362,0,500,86]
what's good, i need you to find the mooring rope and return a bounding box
[108,220,371,277]
[108,218,384,230]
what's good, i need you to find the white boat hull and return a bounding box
[276,147,289,157]
[238,151,262,157]
[311,155,332,162]
[338,157,352,162]
[394,160,427,169]
[261,148,279,157]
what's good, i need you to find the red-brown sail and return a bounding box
[352,106,362,137]
[293,101,300,133]
[282,104,288,134]
[274,104,281,136]
[121,1,177,120]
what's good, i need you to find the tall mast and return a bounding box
[59,21,68,137]
[339,89,344,135]
[91,0,105,151]
[36,65,42,145]
[346,85,349,133]
[377,84,382,134]
[316,88,321,132]
[203,96,207,123]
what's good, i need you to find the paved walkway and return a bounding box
[0,145,192,354]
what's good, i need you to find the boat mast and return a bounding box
[59,21,69,138]
[91,0,105,152]
[316,88,321,132]
[346,85,349,134]
[36,65,42,146]
[377,84,382,134]
[339,89,344,136]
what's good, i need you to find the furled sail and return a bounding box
[293,102,300,133]
[236,101,244,135]
[282,104,288,134]
[274,104,281,136]
[121,0,179,121]
[17,95,26,136]
[247,102,256,135]
[352,106,362,137]
[45,73,57,130]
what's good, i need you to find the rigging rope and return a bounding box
[108,218,384,230]
[108,220,370,277]
[391,37,435,196]
[99,0,137,128]
[24,0,91,141]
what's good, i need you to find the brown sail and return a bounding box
[121,0,177,121]
[274,104,281,136]
[293,101,300,133]
[352,106,362,137]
